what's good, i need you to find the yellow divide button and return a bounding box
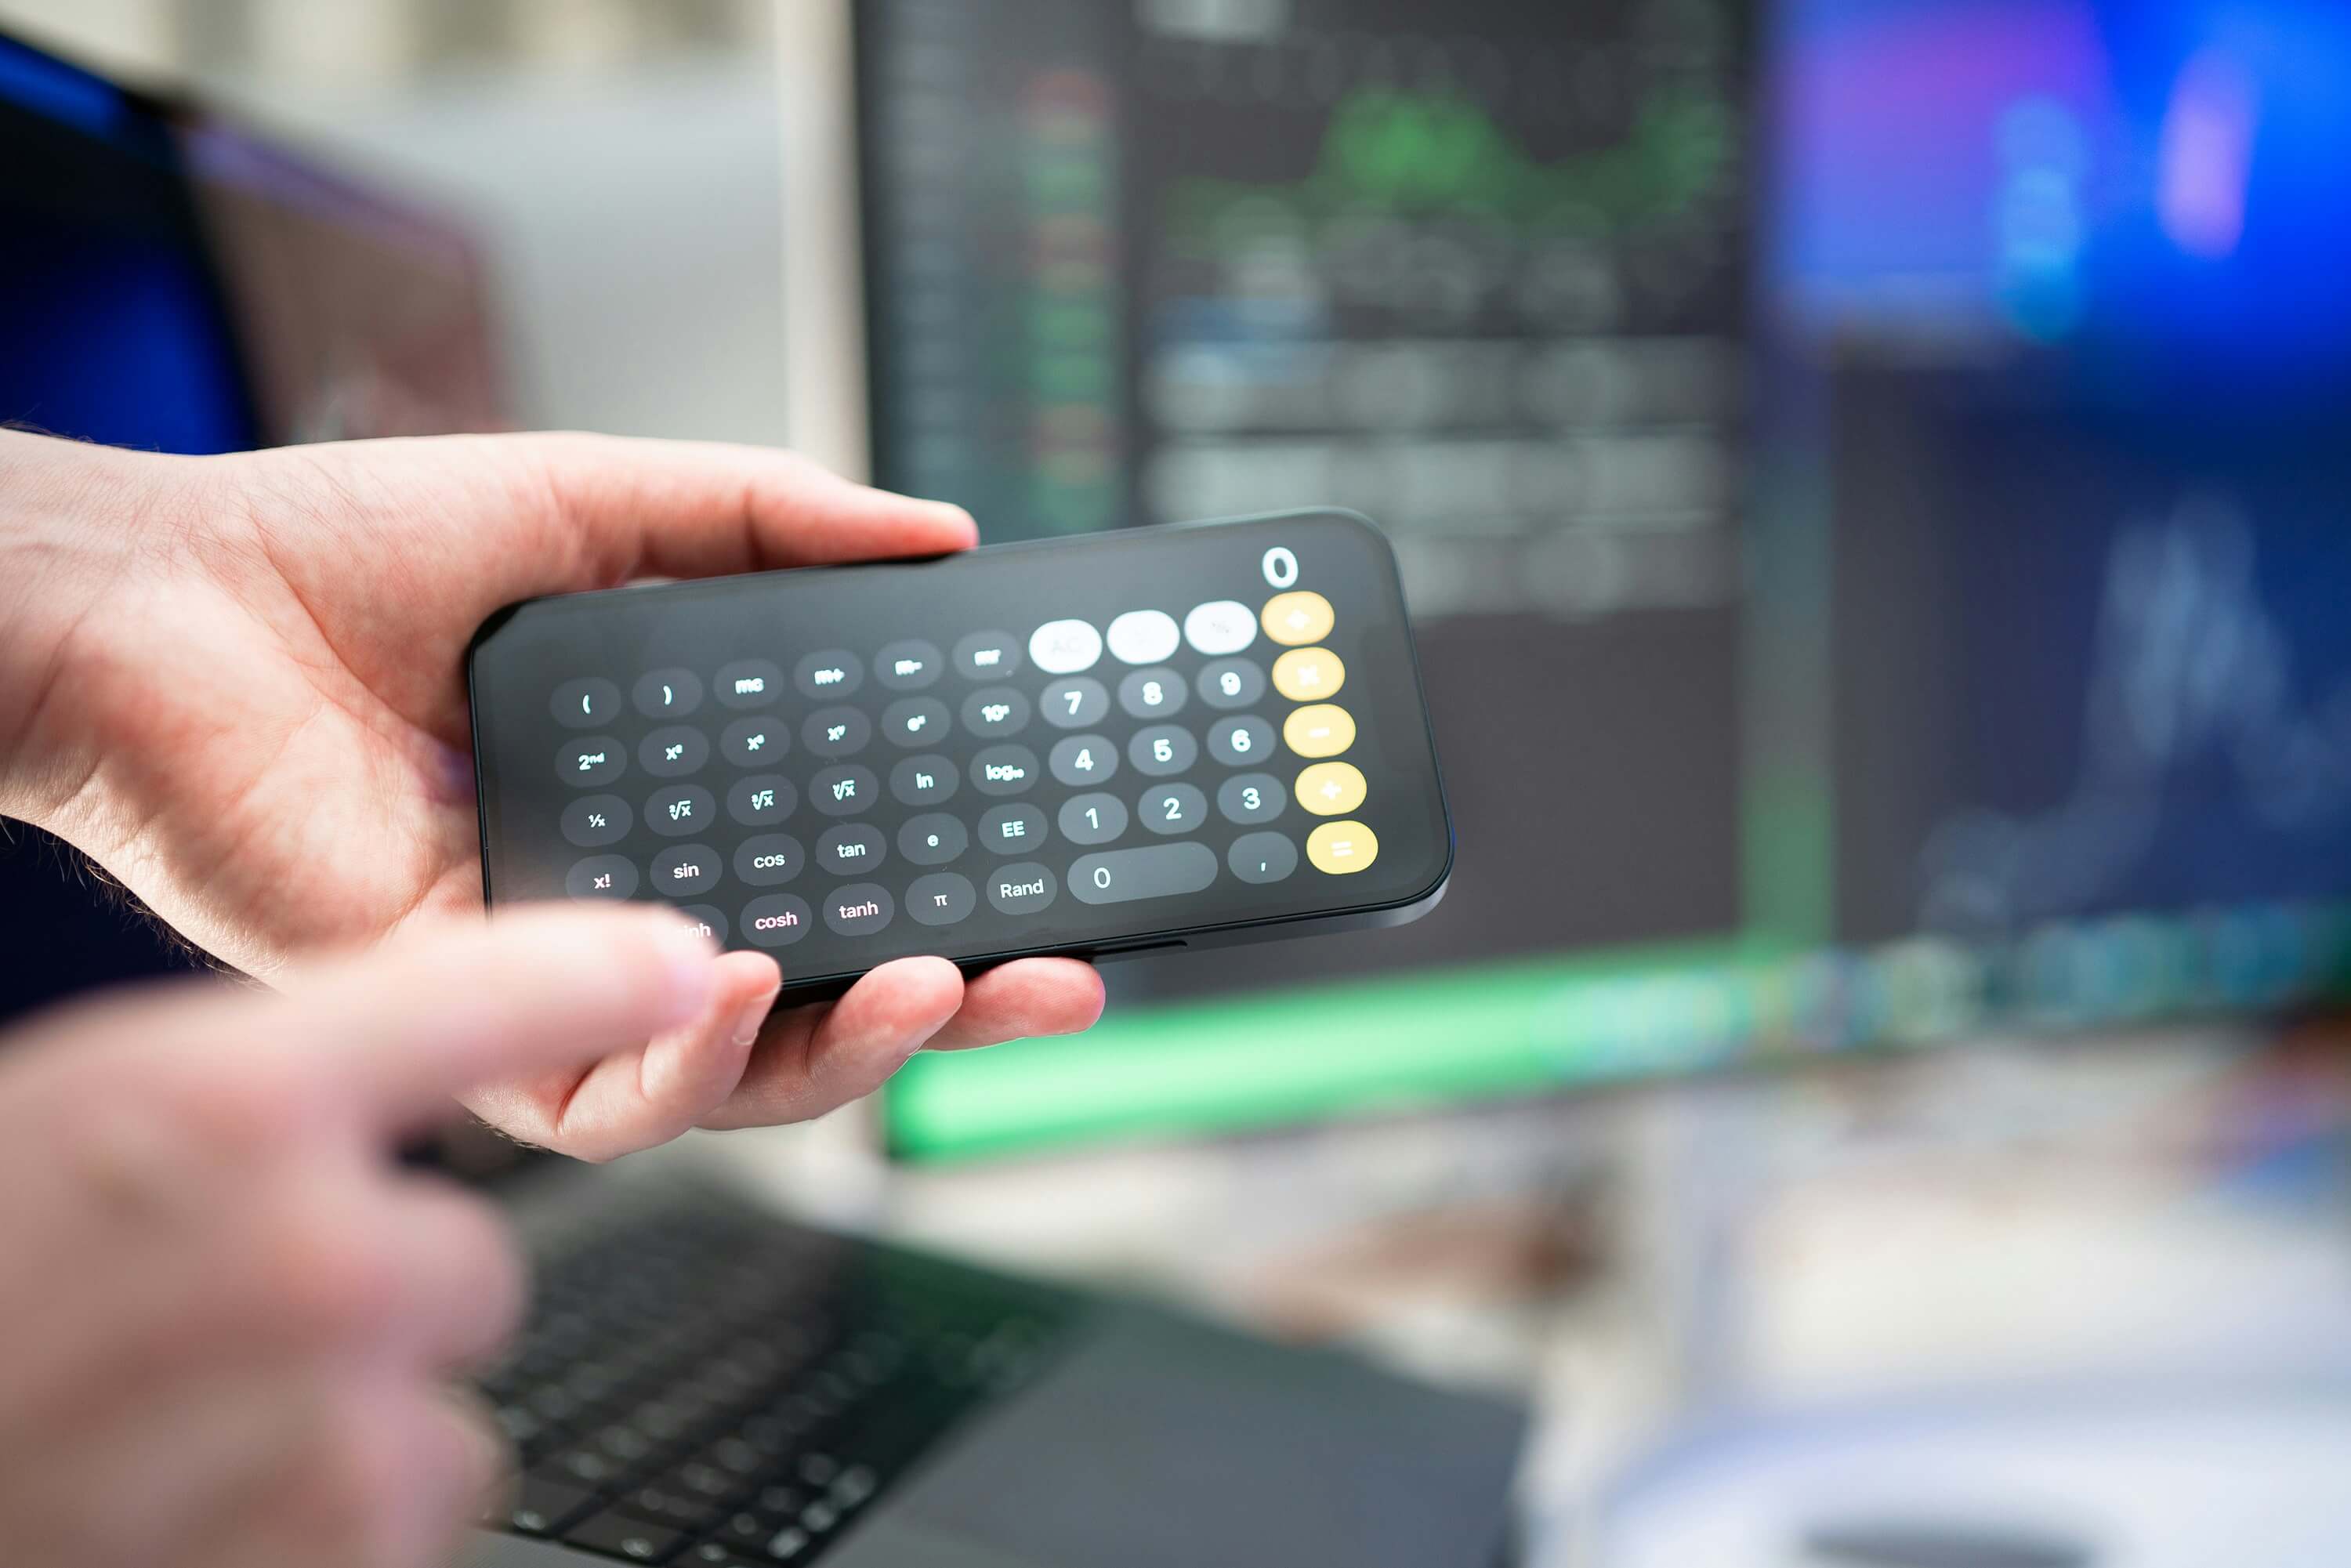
[1262,590,1335,646]
[1271,646,1345,701]
[1283,703,1355,758]
[1307,820,1378,875]
[1295,760,1367,816]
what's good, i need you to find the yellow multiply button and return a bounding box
[1306,820,1378,875]
[1295,761,1366,816]
[1262,590,1335,646]
[1271,646,1345,701]
[1283,703,1355,758]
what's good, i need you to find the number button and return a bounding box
[632,668,703,719]
[802,707,871,759]
[1216,773,1286,825]
[1040,677,1109,729]
[880,697,951,748]
[552,678,621,730]
[1028,619,1102,675]
[650,844,719,898]
[810,766,878,816]
[897,813,969,866]
[560,737,625,788]
[1058,792,1128,846]
[1117,667,1187,719]
[562,794,632,847]
[1183,600,1256,656]
[732,833,805,886]
[1196,658,1266,711]
[1049,734,1118,788]
[979,804,1049,854]
[1262,591,1334,646]
[1139,782,1207,835]
[715,660,781,708]
[875,639,944,690]
[727,775,795,826]
[639,726,709,779]
[1271,646,1345,702]
[1228,831,1299,884]
[888,755,958,806]
[795,650,862,699]
[645,784,715,837]
[1295,760,1367,816]
[1282,704,1356,759]
[953,630,1023,679]
[566,855,638,900]
[676,904,728,945]
[1207,715,1273,766]
[823,884,894,936]
[1128,725,1197,778]
[1068,842,1218,905]
[741,893,813,947]
[970,744,1040,797]
[960,686,1031,738]
[719,716,788,767]
[816,824,887,875]
[907,872,976,926]
[1105,609,1180,664]
[986,864,1058,915]
[1306,820,1378,874]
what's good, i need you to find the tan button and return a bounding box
[1283,703,1355,758]
[1306,819,1378,875]
[1262,590,1335,646]
[1295,761,1366,816]
[1271,646,1345,702]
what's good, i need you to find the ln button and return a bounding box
[1295,761,1367,816]
[1271,646,1345,701]
[1306,820,1378,875]
[1261,590,1334,646]
[1283,704,1356,759]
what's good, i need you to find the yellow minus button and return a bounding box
[1283,703,1355,758]
[1271,646,1345,701]
[1306,820,1378,875]
[1262,590,1335,646]
[1295,761,1367,816]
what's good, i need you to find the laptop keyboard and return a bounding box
[476,1198,1078,1564]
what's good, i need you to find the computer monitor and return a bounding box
[853,0,2351,1160]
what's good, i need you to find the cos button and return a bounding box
[732,833,804,886]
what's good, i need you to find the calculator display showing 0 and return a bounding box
[468,510,1451,994]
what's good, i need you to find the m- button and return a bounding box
[1261,590,1334,646]
[1306,820,1378,875]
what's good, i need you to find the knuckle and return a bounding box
[259,1201,397,1344]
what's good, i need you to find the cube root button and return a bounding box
[1306,820,1378,875]
[1295,761,1367,816]
[1261,590,1334,646]
[1282,704,1356,759]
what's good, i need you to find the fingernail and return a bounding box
[730,985,782,1048]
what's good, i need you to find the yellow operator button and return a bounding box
[1295,761,1367,816]
[1271,646,1345,702]
[1306,820,1378,875]
[1262,590,1335,646]
[1283,704,1355,759]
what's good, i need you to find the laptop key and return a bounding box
[563,1509,684,1562]
[503,1476,597,1537]
[621,1483,723,1532]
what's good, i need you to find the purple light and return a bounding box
[2157,48,2259,260]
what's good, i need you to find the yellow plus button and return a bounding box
[1295,761,1366,816]
[1271,646,1345,701]
[1306,820,1378,875]
[1262,590,1334,646]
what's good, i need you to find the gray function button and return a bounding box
[1228,831,1299,884]
[1117,668,1187,720]
[560,736,625,788]
[727,774,795,826]
[889,755,958,806]
[875,639,944,691]
[880,697,950,748]
[1139,782,1208,835]
[633,668,702,720]
[953,629,1023,680]
[897,813,969,866]
[646,784,716,837]
[639,725,710,778]
[1039,677,1109,730]
[1197,658,1266,711]
[1207,715,1274,767]
[810,765,878,817]
[1217,773,1287,825]
[969,744,1040,797]
[675,904,728,945]
[823,884,893,937]
[732,833,805,887]
[566,854,638,900]
[959,687,1031,739]
[1058,792,1128,846]
[1048,734,1118,788]
[650,843,720,899]
[720,715,788,767]
[1128,725,1198,778]
[1070,842,1219,906]
[979,803,1048,855]
[795,650,862,700]
[986,863,1058,916]
[741,893,812,947]
[715,660,782,709]
[802,706,871,759]
[907,873,976,927]
[562,794,632,848]
[552,677,621,730]
[816,824,886,876]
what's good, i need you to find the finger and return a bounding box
[701,956,965,1129]
[374,1179,528,1374]
[925,958,1107,1052]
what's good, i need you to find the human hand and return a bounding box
[0,904,725,1568]
[0,430,1102,1158]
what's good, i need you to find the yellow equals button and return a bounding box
[1283,703,1355,759]
[1306,820,1378,875]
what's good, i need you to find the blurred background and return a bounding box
[4,0,2350,1561]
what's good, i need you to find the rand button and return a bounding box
[1196,657,1266,710]
[732,833,806,886]
[1183,599,1257,656]
[552,677,621,730]
[714,660,781,709]
[810,766,878,816]
[645,784,716,837]
[1228,831,1298,884]
[562,794,632,847]
[741,893,812,947]
[794,650,862,699]
[889,755,958,806]
[639,725,710,778]
[650,843,720,899]
[1216,773,1286,825]
[1306,819,1378,875]
[565,854,638,900]
[979,803,1049,855]
[726,774,795,826]
[907,872,977,927]
[824,883,894,936]
[985,863,1058,915]
[560,736,625,788]
[633,668,703,719]
[1027,619,1103,675]
[1068,842,1218,906]
[1270,646,1345,702]
[1105,609,1180,664]
[720,715,788,767]
[969,744,1040,797]
[1058,791,1128,845]
[897,813,969,866]
[1261,590,1335,646]
[953,629,1023,679]
[1295,760,1367,816]
[1282,704,1356,759]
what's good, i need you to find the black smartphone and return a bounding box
[468,509,1451,998]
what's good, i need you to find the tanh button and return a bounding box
[1295,760,1366,816]
[1282,703,1355,758]
[1306,820,1378,875]
[1271,646,1344,701]
[1261,590,1334,646]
